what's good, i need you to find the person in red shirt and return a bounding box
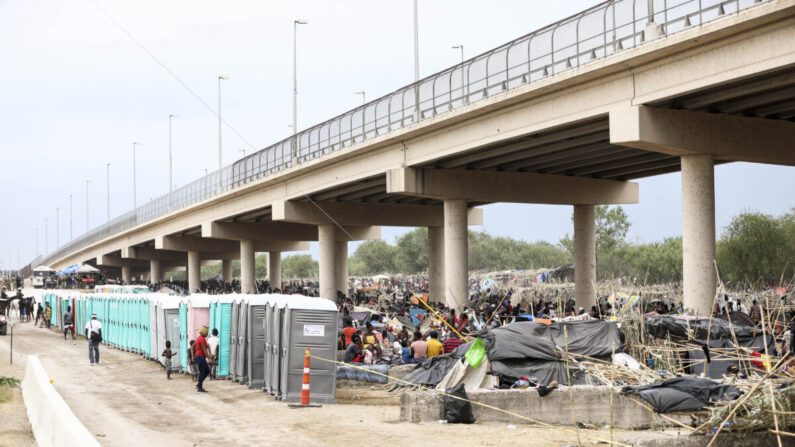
[443,332,465,354]
[194,326,212,393]
[342,321,357,346]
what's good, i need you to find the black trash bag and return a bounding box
[444,383,476,424]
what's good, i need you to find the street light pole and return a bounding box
[45,218,48,255]
[293,19,308,162]
[35,228,39,257]
[132,142,141,210]
[355,91,366,105]
[239,149,246,159]
[218,76,228,171]
[452,45,465,100]
[413,0,419,83]
[169,114,178,208]
[56,207,60,248]
[69,193,73,242]
[86,179,91,232]
[106,163,111,223]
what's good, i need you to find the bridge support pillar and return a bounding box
[188,250,200,293]
[574,205,597,311]
[149,259,162,284]
[268,252,281,292]
[681,154,716,314]
[121,266,132,285]
[444,200,468,310]
[318,225,336,301]
[428,226,445,303]
[336,241,348,297]
[240,239,255,294]
[222,259,233,284]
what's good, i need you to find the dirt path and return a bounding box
[0,309,621,447]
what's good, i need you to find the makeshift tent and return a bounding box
[76,264,100,274]
[396,319,620,389]
[621,377,741,413]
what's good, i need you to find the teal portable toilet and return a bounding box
[179,300,189,372]
[209,296,234,378]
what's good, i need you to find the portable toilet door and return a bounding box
[164,306,182,371]
[245,296,270,389]
[279,296,338,403]
[263,298,274,393]
[268,296,288,397]
[236,300,249,384]
[211,296,234,378]
[189,295,211,344]
[149,296,159,360]
[228,299,240,380]
[178,301,189,372]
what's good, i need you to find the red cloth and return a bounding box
[443,337,464,354]
[342,327,357,345]
[195,335,207,357]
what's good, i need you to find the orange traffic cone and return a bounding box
[300,347,311,405]
[289,347,321,408]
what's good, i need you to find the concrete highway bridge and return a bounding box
[24,0,795,313]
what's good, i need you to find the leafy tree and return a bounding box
[282,254,318,279]
[717,210,794,284]
[394,228,429,274]
[348,240,397,276]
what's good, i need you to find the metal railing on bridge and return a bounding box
[29,0,769,271]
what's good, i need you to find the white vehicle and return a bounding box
[32,266,56,288]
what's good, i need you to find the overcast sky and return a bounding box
[1,0,792,269]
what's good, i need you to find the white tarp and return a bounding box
[435,357,498,391]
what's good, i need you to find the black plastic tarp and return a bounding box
[688,334,776,379]
[396,319,620,388]
[645,315,757,341]
[622,377,741,413]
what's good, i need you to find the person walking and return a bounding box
[63,305,76,341]
[194,326,212,392]
[44,303,52,328]
[35,303,43,326]
[85,314,102,365]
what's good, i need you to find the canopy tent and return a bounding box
[478,278,498,292]
[76,264,100,274]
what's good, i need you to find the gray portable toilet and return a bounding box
[279,296,338,403]
[228,298,240,380]
[246,295,270,389]
[267,296,288,397]
[235,297,249,384]
[163,305,182,372]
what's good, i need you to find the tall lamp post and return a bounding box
[169,114,178,208]
[69,193,73,242]
[56,207,60,248]
[106,163,111,223]
[45,218,48,255]
[451,45,465,100]
[86,180,91,232]
[218,76,228,171]
[292,19,308,162]
[132,142,141,210]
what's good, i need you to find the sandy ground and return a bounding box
[0,290,626,447]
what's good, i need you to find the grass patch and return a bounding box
[0,376,21,403]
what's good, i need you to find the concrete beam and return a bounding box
[121,246,187,262]
[387,167,638,205]
[272,200,483,227]
[201,221,317,241]
[155,235,309,253]
[95,254,150,269]
[610,105,795,166]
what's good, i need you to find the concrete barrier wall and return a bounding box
[400,385,689,429]
[21,355,102,447]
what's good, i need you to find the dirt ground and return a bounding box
[0,295,625,447]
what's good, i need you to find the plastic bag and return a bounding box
[465,338,486,368]
[444,383,476,424]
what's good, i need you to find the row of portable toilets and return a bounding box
[41,291,338,403]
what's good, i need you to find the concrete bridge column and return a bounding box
[428,226,445,303]
[574,205,596,311]
[681,154,716,314]
[188,250,200,293]
[335,241,348,297]
[222,259,233,284]
[121,266,132,284]
[268,252,281,292]
[318,224,337,301]
[149,259,162,284]
[444,200,468,310]
[240,239,255,294]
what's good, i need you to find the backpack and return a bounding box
[89,321,102,343]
